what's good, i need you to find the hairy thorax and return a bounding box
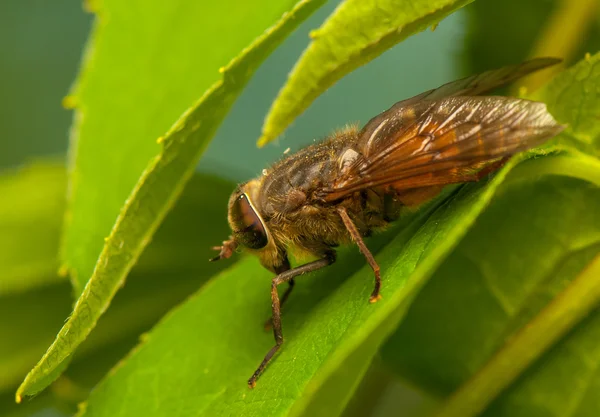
[246,126,407,269]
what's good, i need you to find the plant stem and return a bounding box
[432,254,600,417]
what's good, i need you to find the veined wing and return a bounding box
[359,57,561,146]
[319,95,564,202]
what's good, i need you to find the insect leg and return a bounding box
[275,258,294,310]
[264,259,294,330]
[248,252,336,388]
[472,157,510,181]
[337,207,382,303]
[444,157,511,186]
[209,236,237,261]
[280,279,295,307]
[263,279,295,331]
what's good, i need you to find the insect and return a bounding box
[210,57,565,388]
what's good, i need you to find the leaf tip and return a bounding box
[369,294,382,303]
[257,134,271,148]
[309,29,320,40]
[75,400,88,417]
[83,0,100,14]
[58,264,69,278]
[62,95,77,110]
[15,392,22,404]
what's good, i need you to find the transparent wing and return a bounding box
[319,96,563,202]
[359,57,561,144]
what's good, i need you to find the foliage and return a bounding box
[2,0,600,416]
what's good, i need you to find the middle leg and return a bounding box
[337,206,382,303]
[264,279,295,331]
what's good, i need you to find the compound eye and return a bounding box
[231,193,268,249]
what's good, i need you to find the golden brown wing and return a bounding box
[358,57,560,147]
[319,95,564,202]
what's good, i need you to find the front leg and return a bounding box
[248,251,336,388]
[264,279,295,331]
[264,259,294,331]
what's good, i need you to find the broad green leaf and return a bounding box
[482,256,600,417]
[1,173,230,399]
[75,150,528,416]
[0,163,66,296]
[534,52,600,153]
[0,163,200,393]
[258,0,474,146]
[15,172,232,399]
[74,173,234,359]
[62,0,315,294]
[379,54,600,416]
[382,164,600,417]
[18,0,326,400]
[340,360,439,417]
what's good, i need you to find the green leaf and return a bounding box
[257,0,474,146]
[75,151,527,416]
[15,172,233,399]
[0,162,190,395]
[382,161,600,416]
[0,162,66,296]
[62,0,318,294]
[17,0,326,401]
[483,256,600,417]
[0,171,230,399]
[73,173,234,361]
[378,54,600,416]
[534,52,600,154]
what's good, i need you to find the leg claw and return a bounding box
[369,294,382,303]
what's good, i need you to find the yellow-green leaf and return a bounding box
[17,0,325,400]
[380,53,600,417]
[258,0,474,146]
[534,51,600,153]
[73,152,528,417]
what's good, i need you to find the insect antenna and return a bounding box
[209,237,237,261]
